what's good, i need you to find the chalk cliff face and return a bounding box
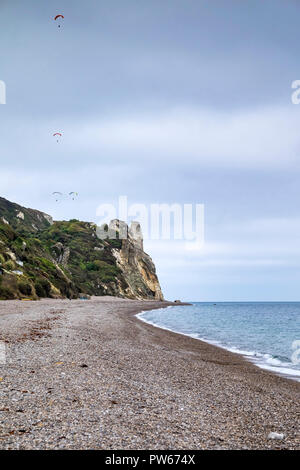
[108,220,164,301]
[0,197,164,301]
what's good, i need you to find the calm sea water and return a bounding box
[137,302,300,381]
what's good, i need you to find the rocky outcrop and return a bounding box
[52,242,70,267]
[109,220,164,300]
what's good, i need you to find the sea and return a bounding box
[137,302,300,382]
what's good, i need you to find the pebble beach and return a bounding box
[0,297,299,450]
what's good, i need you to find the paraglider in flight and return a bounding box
[52,191,63,202]
[69,192,79,200]
[54,14,64,28]
[53,132,62,143]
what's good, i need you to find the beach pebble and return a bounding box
[268,432,285,440]
[0,297,298,450]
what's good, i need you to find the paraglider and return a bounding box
[52,191,63,202]
[69,192,79,200]
[54,14,64,28]
[53,132,62,143]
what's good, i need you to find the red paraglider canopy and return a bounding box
[54,15,64,21]
[53,133,62,137]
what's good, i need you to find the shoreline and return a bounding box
[0,297,299,449]
[136,307,300,383]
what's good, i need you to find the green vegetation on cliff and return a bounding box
[0,218,127,300]
[0,197,163,301]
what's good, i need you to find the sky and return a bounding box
[1,0,300,301]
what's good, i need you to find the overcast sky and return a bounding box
[1,0,300,301]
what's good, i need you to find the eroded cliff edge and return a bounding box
[108,219,164,300]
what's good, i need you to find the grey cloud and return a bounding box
[1,0,300,300]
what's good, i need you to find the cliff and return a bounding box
[0,197,164,301]
[107,220,164,300]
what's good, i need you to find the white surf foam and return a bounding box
[136,308,300,382]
